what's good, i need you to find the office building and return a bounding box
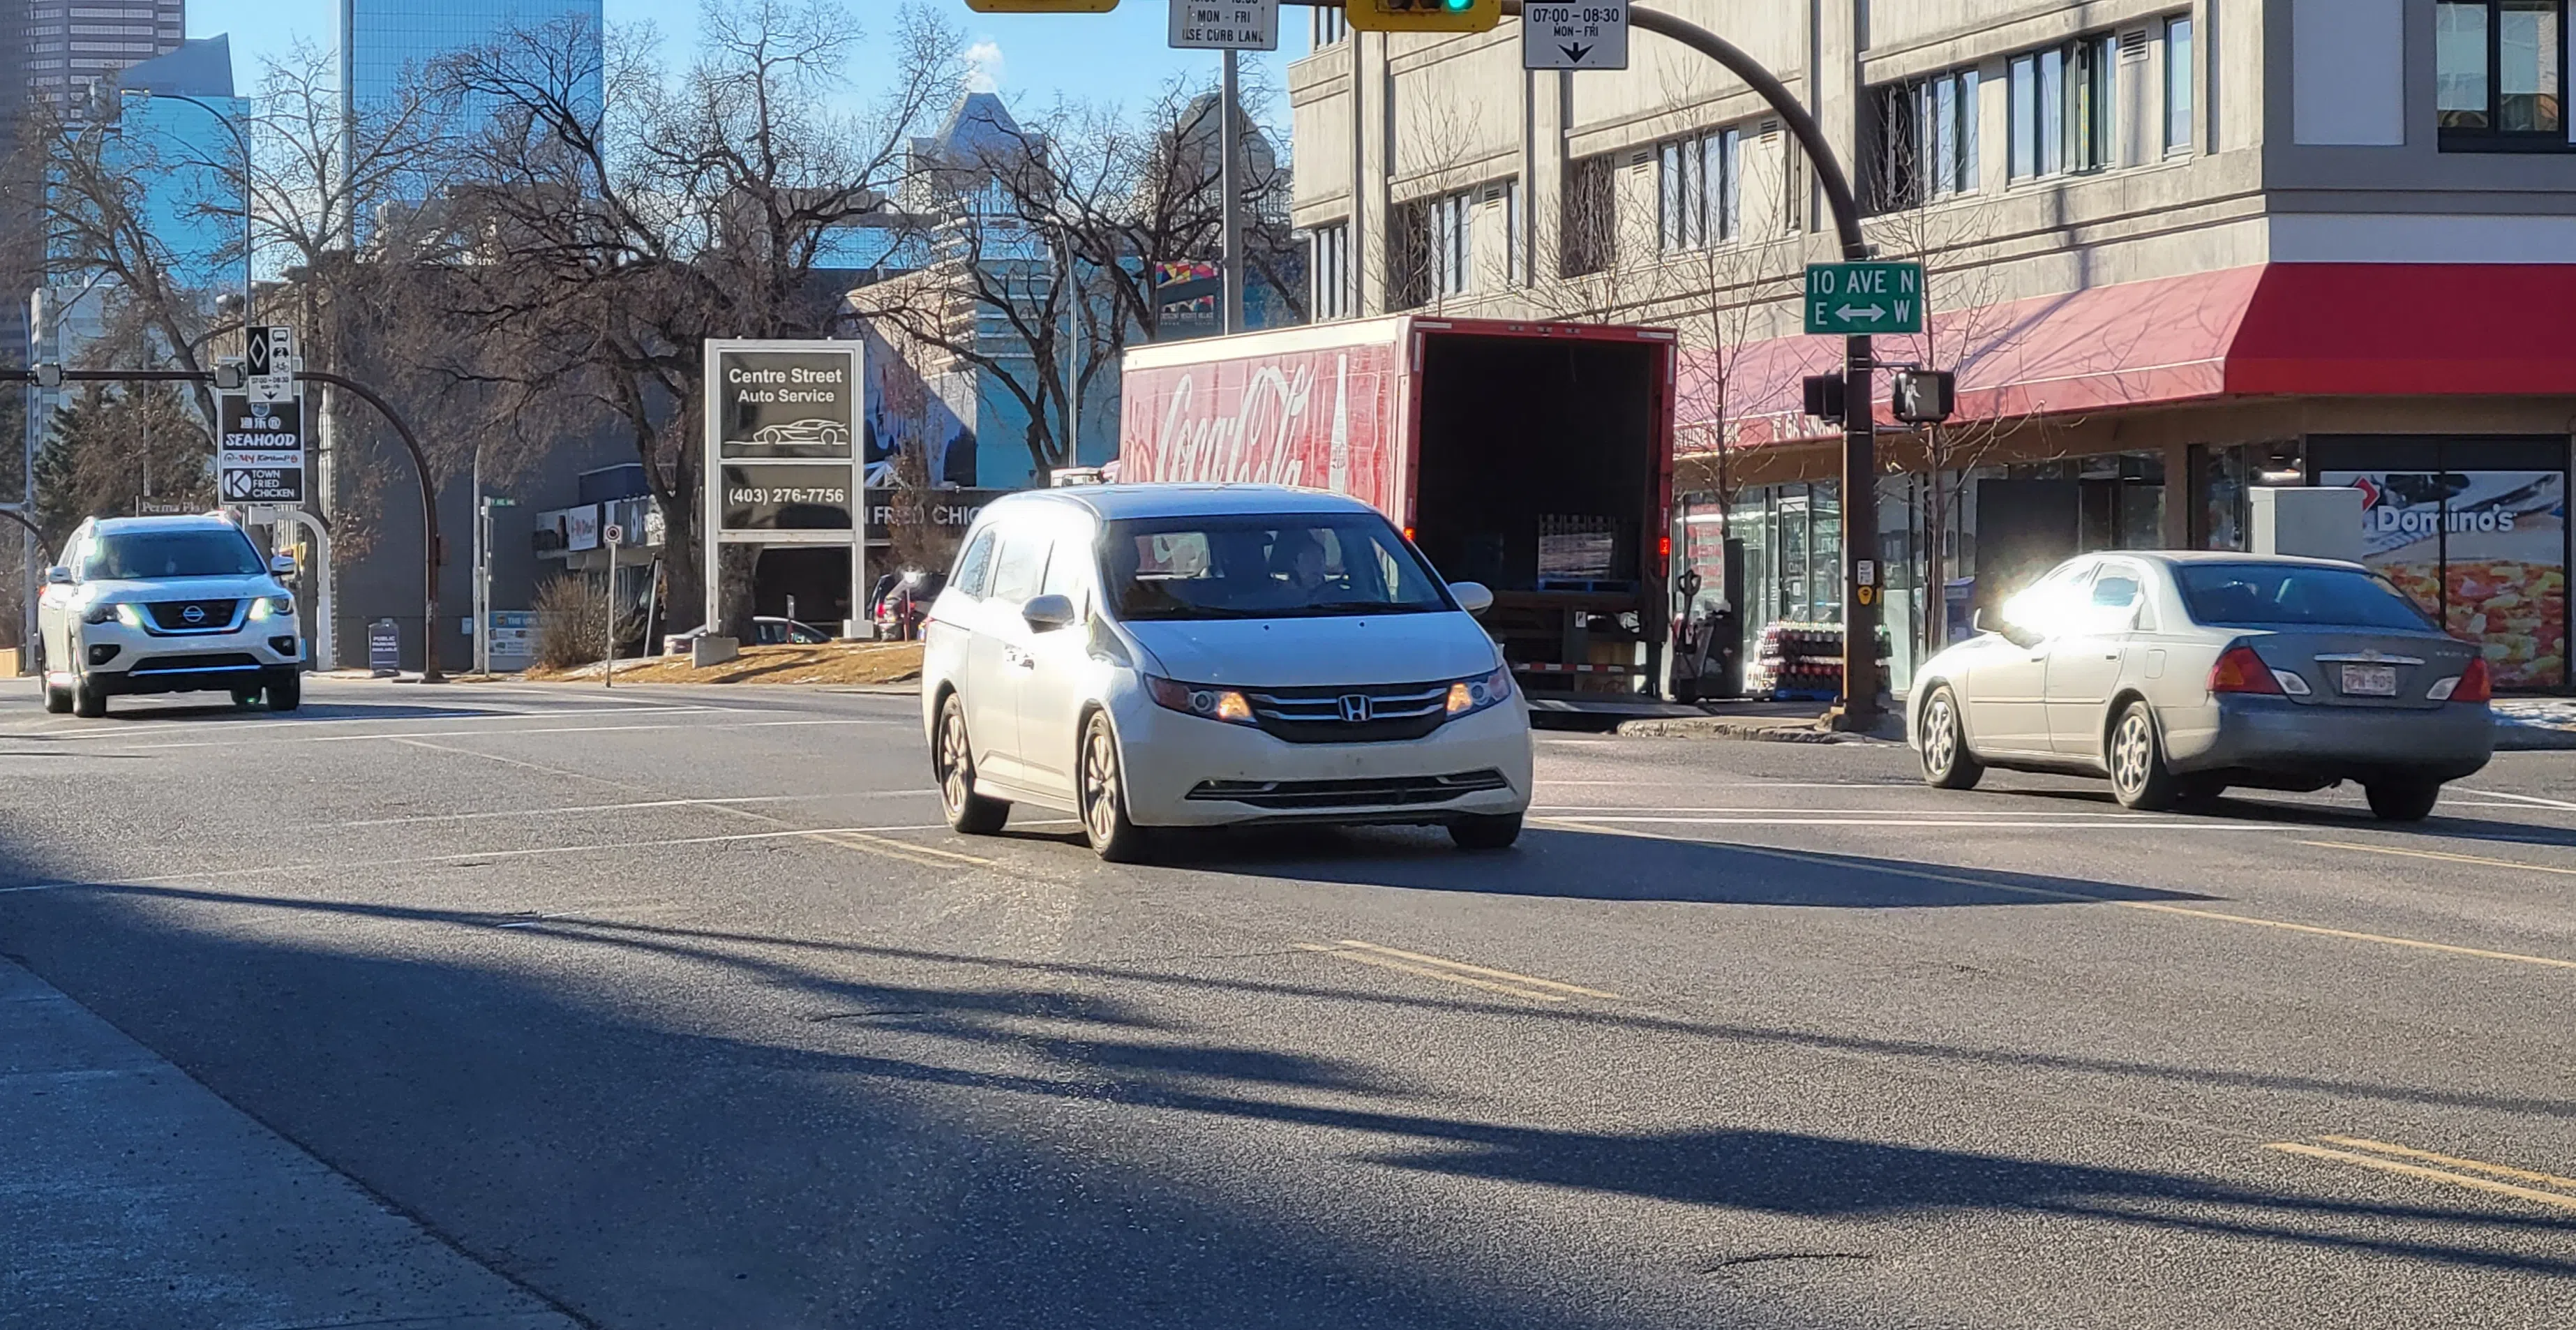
[342,0,603,127]
[1291,1,2576,693]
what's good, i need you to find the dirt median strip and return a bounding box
[526,641,925,687]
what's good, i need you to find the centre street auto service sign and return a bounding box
[716,348,856,461]
[218,394,304,504]
[701,339,865,632]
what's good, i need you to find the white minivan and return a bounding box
[920,486,1534,860]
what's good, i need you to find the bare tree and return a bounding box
[435,0,956,634]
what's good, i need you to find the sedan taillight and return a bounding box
[2450,656,2493,704]
[2209,644,2282,695]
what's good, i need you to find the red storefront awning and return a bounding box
[1693,263,2576,451]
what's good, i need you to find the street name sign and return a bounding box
[1522,2,1628,70]
[1804,262,1924,334]
[1170,0,1277,50]
[218,393,305,504]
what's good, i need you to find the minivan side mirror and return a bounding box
[1021,593,1078,631]
[43,565,72,586]
[1448,581,1494,616]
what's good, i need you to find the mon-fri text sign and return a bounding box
[1805,262,1925,335]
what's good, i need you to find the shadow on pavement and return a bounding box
[1184,823,2217,909]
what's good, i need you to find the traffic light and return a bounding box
[1346,0,1503,34]
[961,1,1117,12]
[1801,374,1846,424]
[1892,369,1958,424]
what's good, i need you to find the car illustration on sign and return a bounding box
[749,419,849,447]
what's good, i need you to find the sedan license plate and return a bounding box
[2339,664,2398,697]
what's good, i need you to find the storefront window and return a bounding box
[2314,437,2570,690]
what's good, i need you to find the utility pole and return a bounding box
[1220,47,1245,336]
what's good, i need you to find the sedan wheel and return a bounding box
[934,695,1009,835]
[2365,779,2441,823]
[1919,686,1983,790]
[2108,701,2178,812]
[1078,713,1151,863]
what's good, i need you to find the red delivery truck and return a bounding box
[1119,316,1682,712]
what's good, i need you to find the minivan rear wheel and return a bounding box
[935,694,1008,835]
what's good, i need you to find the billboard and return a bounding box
[2326,469,2568,689]
[218,394,304,504]
[1117,340,1402,517]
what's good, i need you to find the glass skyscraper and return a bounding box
[341,0,603,127]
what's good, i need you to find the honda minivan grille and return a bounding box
[1238,681,1451,743]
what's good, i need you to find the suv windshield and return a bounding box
[80,528,264,581]
[1102,513,1453,622]
[2175,562,2437,631]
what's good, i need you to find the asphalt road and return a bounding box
[3,678,2573,1328]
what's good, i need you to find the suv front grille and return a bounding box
[145,599,241,633]
[1187,770,1511,810]
[1240,681,1451,744]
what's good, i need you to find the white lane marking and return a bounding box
[1542,814,2284,831]
[1527,805,2173,819]
[85,716,899,752]
[2453,788,2576,812]
[0,822,971,894]
[23,703,743,740]
[1533,779,1899,790]
[336,791,934,827]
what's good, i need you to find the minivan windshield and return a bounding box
[2175,562,2438,632]
[1102,513,1453,622]
[78,528,265,581]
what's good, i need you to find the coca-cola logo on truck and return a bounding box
[1125,343,1397,515]
[1155,363,1317,488]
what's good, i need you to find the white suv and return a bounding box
[922,486,1533,861]
[36,515,306,717]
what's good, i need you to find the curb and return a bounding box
[2496,726,2576,752]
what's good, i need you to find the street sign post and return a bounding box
[1522,1,1628,70]
[218,394,305,504]
[1804,262,1924,335]
[1170,0,1277,49]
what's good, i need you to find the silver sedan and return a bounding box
[1907,552,2494,820]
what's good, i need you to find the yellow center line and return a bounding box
[2303,839,2576,879]
[2314,1136,2576,1192]
[2266,1142,2576,1213]
[1538,820,2576,971]
[1293,943,1567,1003]
[1330,939,1625,999]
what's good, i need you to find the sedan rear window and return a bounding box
[1102,514,1453,622]
[2175,564,2437,631]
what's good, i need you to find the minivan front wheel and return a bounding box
[1079,712,1152,863]
[935,694,1008,835]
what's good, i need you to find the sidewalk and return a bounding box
[1,956,575,1329]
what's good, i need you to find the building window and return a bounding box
[1559,154,1617,278]
[2439,0,2567,147]
[1656,127,1741,251]
[1388,200,1431,311]
[1432,190,1473,295]
[1310,221,1351,320]
[2010,35,2113,179]
[1312,8,1347,46]
[1870,68,1978,209]
[1499,181,1523,285]
[2164,15,2194,154]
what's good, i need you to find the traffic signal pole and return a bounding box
[1289,1,1881,727]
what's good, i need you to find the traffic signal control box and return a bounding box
[1346,0,1504,33]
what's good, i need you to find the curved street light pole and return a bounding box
[1289,0,1882,723]
[297,371,444,683]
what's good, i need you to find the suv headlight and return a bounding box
[248,594,293,622]
[83,601,142,627]
[1445,663,1514,717]
[1145,675,1259,726]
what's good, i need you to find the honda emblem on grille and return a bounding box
[181,604,205,625]
[1338,694,1371,723]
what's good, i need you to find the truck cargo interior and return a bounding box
[1414,334,1662,693]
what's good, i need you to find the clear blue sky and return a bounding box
[188,1,1300,126]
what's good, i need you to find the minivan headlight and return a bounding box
[1446,664,1515,716]
[1146,675,1258,726]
